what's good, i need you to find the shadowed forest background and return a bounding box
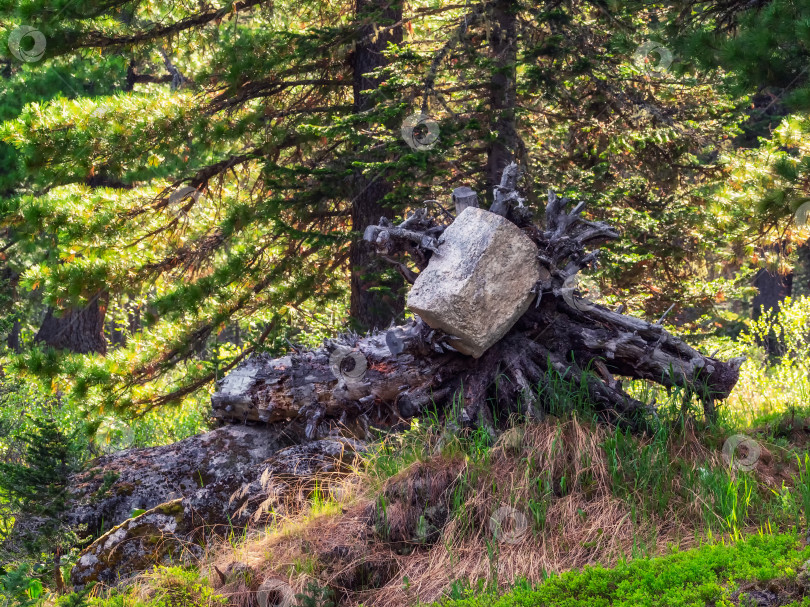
[5,0,810,605]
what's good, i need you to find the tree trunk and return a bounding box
[1,266,21,352]
[485,0,519,191]
[752,253,793,356]
[35,294,108,354]
[349,0,405,331]
[752,268,792,320]
[792,241,810,299]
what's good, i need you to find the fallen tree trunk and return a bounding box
[212,165,744,434]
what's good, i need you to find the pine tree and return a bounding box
[349,0,406,330]
[0,0,743,411]
[0,417,82,592]
[676,0,810,321]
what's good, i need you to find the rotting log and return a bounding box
[212,164,744,434]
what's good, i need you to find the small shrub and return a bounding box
[294,580,335,607]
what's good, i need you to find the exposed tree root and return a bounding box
[212,165,744,436]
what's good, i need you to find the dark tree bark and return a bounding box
[6,318,20,353]
[793,241,810,299]
[485,0,519,191]
[35,294,108,354]
[106,300,144,348]
[213,166,744,432]
[753,269,792,320]
[1,266,21,352]
[349,0,405,331]
[752,244,794,356]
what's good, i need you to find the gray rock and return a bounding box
[406,207,540,357]
[66,424,295,539]
[228,437,365,525]
[67,433,364,588]
[71,499,194,588]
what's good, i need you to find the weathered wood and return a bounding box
[362,208,445,284]
[211,321,459,436]
[213,164,744,431]
[452,186,479,215]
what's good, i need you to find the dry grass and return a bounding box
[195,415,795,607]
[368,418,706,607]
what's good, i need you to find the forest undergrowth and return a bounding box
[7,298,810,607]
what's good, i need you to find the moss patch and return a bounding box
[434,533,810,607]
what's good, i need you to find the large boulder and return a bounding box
[68,430,364,588]
[66,425,295,588]
[66,424,295,539]
[406,207,540,357]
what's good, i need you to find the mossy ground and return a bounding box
[431,532,810,606]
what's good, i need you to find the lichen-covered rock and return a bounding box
[67,424,295,540]
[228,437,365,524]
[66,432,364,588]
[406,207,540,357]
[71,499,194,588]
